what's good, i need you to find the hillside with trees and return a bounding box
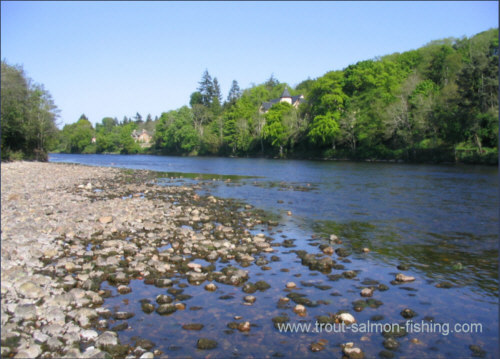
[5,28,496,164]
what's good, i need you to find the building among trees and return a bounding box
[131,129,153,147]
[260,87,306,113]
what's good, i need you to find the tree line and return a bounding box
[2,28,498,163]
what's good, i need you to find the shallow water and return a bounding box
[50,153,499,358]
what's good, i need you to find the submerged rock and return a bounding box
[196,338,217,350]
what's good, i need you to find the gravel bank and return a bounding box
[1,162,270,358]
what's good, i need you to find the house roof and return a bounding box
[281,87,292,98]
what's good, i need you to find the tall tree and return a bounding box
[198,69,214,106]
[227,80,242,105]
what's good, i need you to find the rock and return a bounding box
[285,282,297,289]
[99,216,113,224]
[14,304,37,321]
[117,285,131,294]
[14,345,42,359]
[383,337,399,350]
[81,330,99,341]
[322,246,334,255]
[342,342,364,359]
[187,272,206,284]
[196,338,217,350]
[360,288,374,297]
[395,273,415,282]
[255,280,271,291]
[182,323,204,331]
[469,344,487,357]
[113,311,134,320]
[140,353,154,359]
[46,337,63,351]
[335,248,351,257]
[310,342,325,352]
[96,331,119,348]
[187,262,202,272]
[17,281,44,299]
[238,321,251,332]
[156,304,177,315]
[338,313,356,325]
[141,303,155,314]
[293,304,307,316]
[400,308,417,319]
[155,295,173,304]
[75,308,98,328]
[362,247,370,253]
[204,283,217,291]
[244,295,256,304]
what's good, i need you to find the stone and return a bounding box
[81,329,99,341]
[75,308,98,328]
[338,313,356,325]
[196,338,217,350]
[140,353,154,359]
[360,288,374,297]
[156,304,177,315]
[383,337,399,350]
[96,331,119,348]
[17,281,44,299]
[238,321,251,332]
[99,216,113,224]
[14,345,42,359]
[342,342,364,359]
[400,308,417,319]
[395,273,415,282]
[285,282,296,289]
[293,304,307,315]
[182,323,204,331]
[46,337,63,351]
[114,311,134,320]
[156,295,173,304]
[204,283,217,291]
[14,304,37,321]
[244,295,256,304]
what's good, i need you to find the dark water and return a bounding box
[49,153,499,358]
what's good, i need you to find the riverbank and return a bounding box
[1,162,278,358]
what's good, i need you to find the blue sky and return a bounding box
[1,1,498,127]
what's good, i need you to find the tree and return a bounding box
[226,80,241,105]
[198,69,214,106]
[134,112,143,124]
[308,113,340,149]
[1,61,59,160]
[263,102,294,157]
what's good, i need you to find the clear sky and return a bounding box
[1,1,498,127]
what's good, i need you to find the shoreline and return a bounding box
[1,161,275,358]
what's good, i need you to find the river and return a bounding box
[49,153,499,358]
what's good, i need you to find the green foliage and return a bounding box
[54,28,498,164]
[1,61,59,161]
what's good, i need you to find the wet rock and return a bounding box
[397,264,410,270]
[154,278,173,288]
[342,342,364,359]
[117,285,131,294]
[135,338,155,350]
[156,304,177,315]
[435,281,454,289]
[343,270,357,279]
[322,246,334,255]
[293,304,307,316]
[395,273,415,282]
[111,322,129,331]
[204,283,217,291]
[469,344,487,357]
[156,295,173,304]
[75,308,98,328]
[400,308,417,319]
[378,284,389,291]
[379,350,395,359]
[182,323,204,331]
[285,282,297,289]
[242,283,257,294]
[244,295,256,304]
[383,337,399,350]
[14,345,42,359]
[238,321,251,332]
[187,272,207,284]
[255,280,271,291]
[360,288,374,297]
[382,325,407,338]
[141,303,155,314]
[272,315,290,329]
[196,338,217,350]
[335,248,351,257]
[114,311,134,320]
[338,313,356,325]
[310,342,325,352]
[140,353,154,359]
